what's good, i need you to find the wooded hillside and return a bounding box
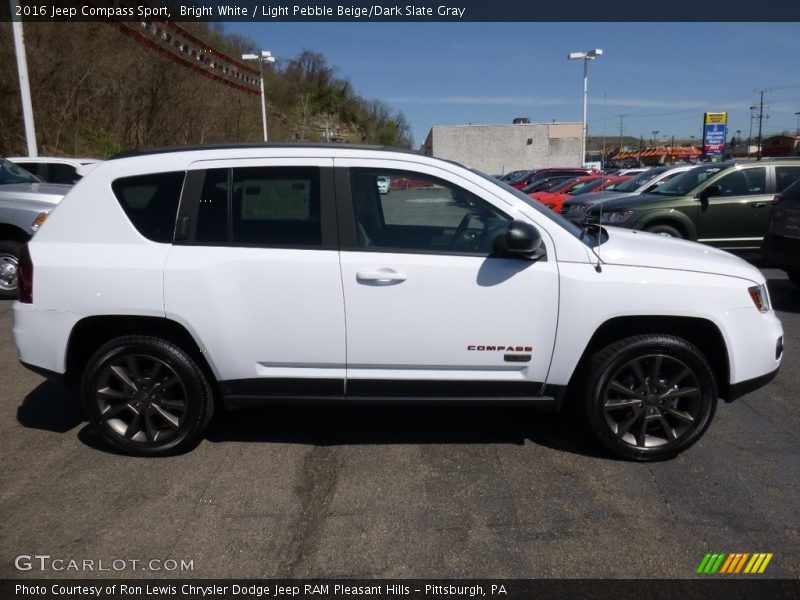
[0,22,413,157]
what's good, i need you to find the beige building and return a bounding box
[422,121,583,175]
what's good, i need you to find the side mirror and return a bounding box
[698,184,721,201]
[494,220,545,259]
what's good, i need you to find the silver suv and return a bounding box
[0,158,70,298]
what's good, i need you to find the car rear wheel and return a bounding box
[644,224,683,238]
[583,334,717,461]
[0,240,22,300]
[81,335,214,456]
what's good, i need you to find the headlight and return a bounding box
[748,283,771,313]
[31,211,50,231]
[599,210,634,224]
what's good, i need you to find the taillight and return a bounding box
[772,193,784,206]
[18,243,33,304]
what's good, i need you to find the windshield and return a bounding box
[612,168,663,193]
[0,158,40,184]
[570,179,605,195]
[654,164,728,195]
[471,169,594,245]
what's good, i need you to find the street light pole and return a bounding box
[242,50,276,142]
[795,112,800,137]
[10,1,37,157]
[568,49,603,167]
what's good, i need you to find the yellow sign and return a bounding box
[704,112,728,125]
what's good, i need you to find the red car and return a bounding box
[531,176,631,212]
[509,167,595,190]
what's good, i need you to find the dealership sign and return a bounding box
[703,112,728,160]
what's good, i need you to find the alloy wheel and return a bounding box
[0,253,18,292]
[602,354,701,449]
[95,354,188,444]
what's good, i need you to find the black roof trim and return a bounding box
[109,143,419,160]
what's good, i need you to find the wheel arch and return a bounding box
[636,211,697,240]
[0,223,32,244]
[64,315,220,396]
[566,315,731,402]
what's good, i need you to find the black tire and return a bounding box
[788,271,800,288]
[582,334,717,461]
[81,335,214,456]
[644,223,683,238]
[0,240,22,300]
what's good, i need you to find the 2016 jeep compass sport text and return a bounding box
[12,145,784,460]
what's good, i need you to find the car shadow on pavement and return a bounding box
[16,382,609,459]
[17,381,83,433]
[204,404,609,459]
[767,277,800,313]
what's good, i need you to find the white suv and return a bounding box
[12,145,784,460]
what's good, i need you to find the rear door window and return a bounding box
[111,172,185,242]
[776,166,800,193]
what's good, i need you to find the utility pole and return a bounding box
[638,135,643,167]
[755,89,770,161]
[10,1,37,157]
[748,106,757,158]
[618,114,627,149]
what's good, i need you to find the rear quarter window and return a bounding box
[111,172,185,242]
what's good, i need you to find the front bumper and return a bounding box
[721,306,783,400]
[727,367,780,402]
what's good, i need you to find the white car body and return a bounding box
[11,145,783,457]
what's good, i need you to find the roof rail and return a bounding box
[109,142,419,160]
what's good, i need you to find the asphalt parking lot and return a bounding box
[1,267,798,580]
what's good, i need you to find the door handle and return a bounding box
[356,270,407,284]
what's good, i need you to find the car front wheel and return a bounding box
[0,240,22,300]
[81,335,214,456]
[644,224,683,238]
[583,334,717,461]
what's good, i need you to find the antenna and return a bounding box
[593,91,608,273]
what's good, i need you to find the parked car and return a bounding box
[584,160,800,249]
[13,145,782,460]
[533,176,630,212]
[510,168,594,190]
[497,169,529,183]
[8,156,100,185]
[0,158,70,299]
[561,165,695,225]
[761,179,800,286]
[520,174,579,194]
[611,168,649,176]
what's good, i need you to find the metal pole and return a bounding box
[756,90,765,161]
[582,58,588,166]
[258,59,268,142]
[10,2,37,157]
[795,112,799,137]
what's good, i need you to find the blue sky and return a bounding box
[226,22,800,147]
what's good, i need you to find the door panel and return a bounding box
[340,252,559,393]
[334,160,559,396]
[164,158,346,392]
[697,167,771,249]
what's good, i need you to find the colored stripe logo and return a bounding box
[697,552,773,574]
